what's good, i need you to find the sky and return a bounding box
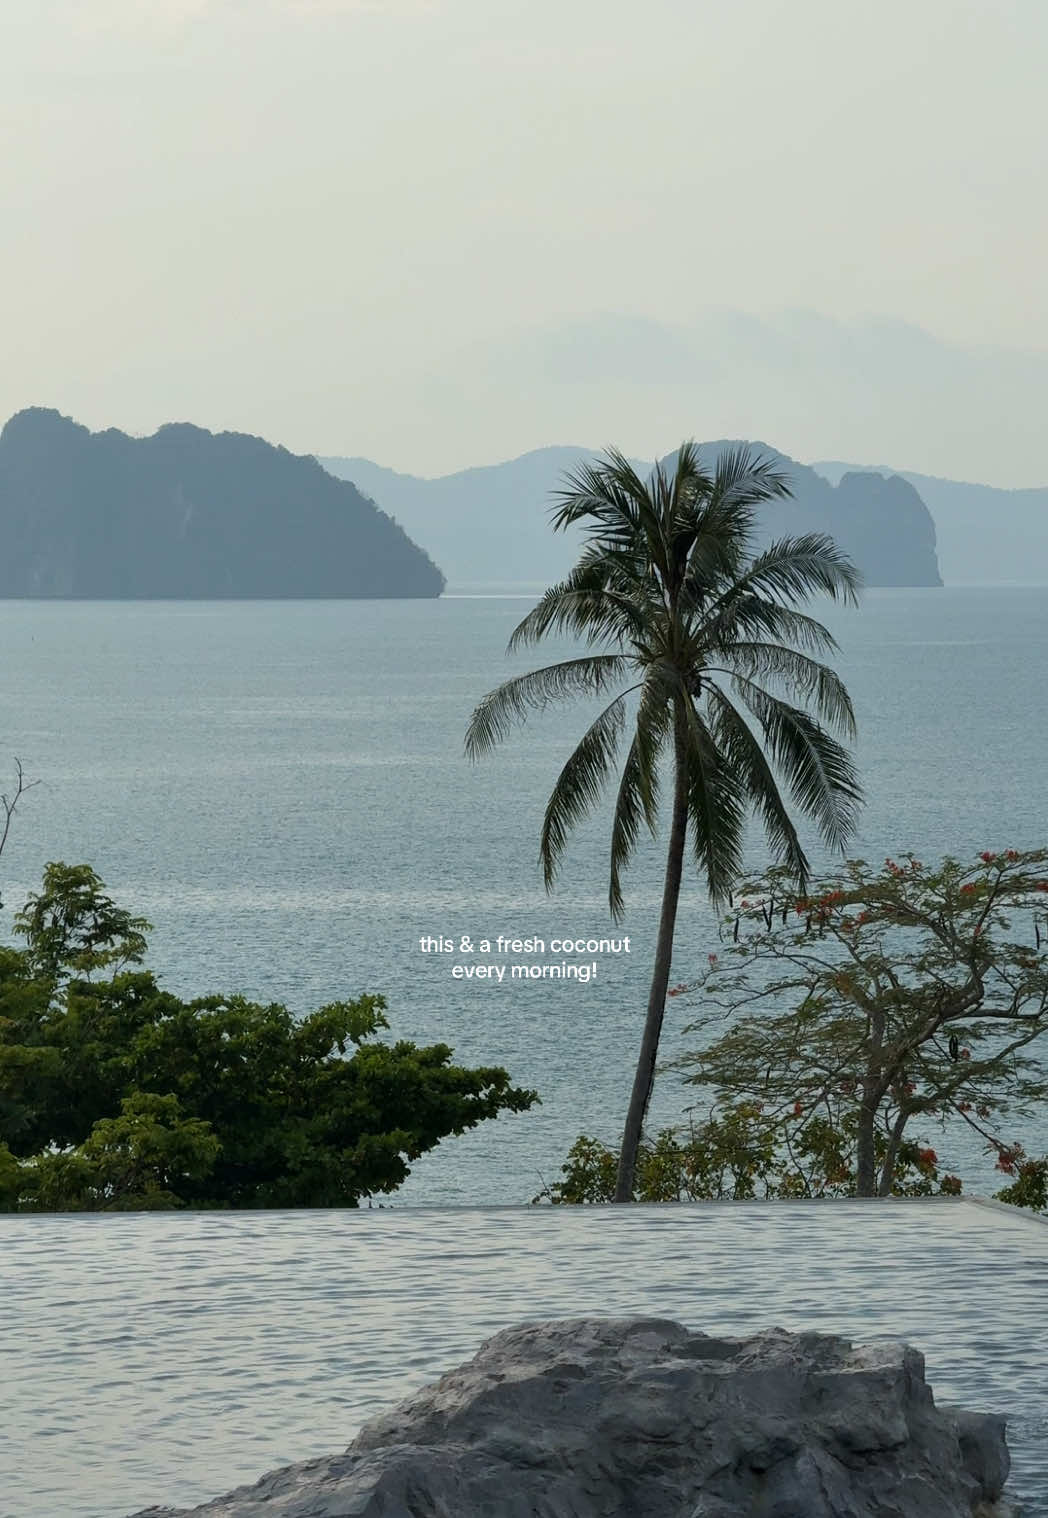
[4,0,1047,484]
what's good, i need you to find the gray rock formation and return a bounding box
[814,459,1048,586]
[132,1317,1013,1517]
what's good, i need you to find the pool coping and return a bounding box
[2,1194,1046,1224]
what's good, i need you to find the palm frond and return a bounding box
[709,444,795,513]
[465,654,630,758]
[680,522,748,604]
[608,679,673,919]
[706,684,809,885]
[507,551,654,651]
[653,439,708,515]
[709,642,857,737]
[678,695,746,904]
[551,449,674,586]
[723,533,863,608]
[732,676,864,852]
[702,595,842,657]
[674,446,790,603]
[541,692,630,890]
[549,449,653,535]
[658,441,710,519]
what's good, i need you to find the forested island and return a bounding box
[0,409,445,598]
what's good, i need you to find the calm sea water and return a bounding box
[0,587,1047,1201]
[2,1201,1045,1517]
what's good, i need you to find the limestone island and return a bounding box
[0,408,445,599]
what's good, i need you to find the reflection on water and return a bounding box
[2,1199,1045,1516]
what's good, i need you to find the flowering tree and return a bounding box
[673,849,1048,1198]
[536,1105,963,1204]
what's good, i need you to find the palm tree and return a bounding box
[465,442,863,1201]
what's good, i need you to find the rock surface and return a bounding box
[132,1317,1013,1517]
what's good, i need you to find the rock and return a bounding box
[131,1317,1012,1517]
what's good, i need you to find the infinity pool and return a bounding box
[2,1198,1044,1516]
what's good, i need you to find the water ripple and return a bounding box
[0,1199,1045,1517]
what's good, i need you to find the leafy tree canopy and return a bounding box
[539,849,1048,1212]
[674,848,1048,1200]
[0,863,537,1211]
[537,1108,966,1205]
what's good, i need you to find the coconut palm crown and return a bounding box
[465,441,863,1200]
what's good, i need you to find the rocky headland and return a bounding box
[0,409,445,598]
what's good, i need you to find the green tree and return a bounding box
[537,1108,965,1204]
[16,861,150,981]
[675,849,1048,1197]
[466,444,862,1200]
[0,864,537,1210]
[28,1092,221,1211]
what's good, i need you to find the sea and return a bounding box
[0,584,1046,1203]
[2,584,1048,1518]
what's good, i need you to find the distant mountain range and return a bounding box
[14,408,1035,598]
[321,444,943,588]
[813,461,1048,585]
[0,409,444,598]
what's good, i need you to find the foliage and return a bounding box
[466,442,861,1200]
[992,1143,1048,1212]
[673,849,1048,1200]
[537,1108,965,1204]
[16,862,151,980]
[0,863,537,1210]
[22,1093,221,1212]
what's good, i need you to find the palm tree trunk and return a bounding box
[614,718,689,1202]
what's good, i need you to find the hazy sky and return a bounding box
[5,0,1047,483]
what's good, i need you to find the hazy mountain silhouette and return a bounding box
[386,311,1048,492]
[321,443,942,588]
[814,460,1048,585]
[0,410,445,598]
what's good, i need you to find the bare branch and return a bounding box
[0,759,40,903]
